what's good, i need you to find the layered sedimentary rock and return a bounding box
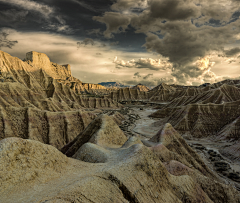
[150,100,240,137]
[150,82,240,137]
[148,80,240,168]
[108,87,148,101]
[1,123,239,203]
[0,51,121,108]
[0,50,123,148]
[0,106,95,149]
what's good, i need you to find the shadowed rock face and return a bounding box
[1,123,240,203]
[0,107,95,149]
[61,114,128,156]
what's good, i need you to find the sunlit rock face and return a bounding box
[26,51,72,79]
[0,50,123,148]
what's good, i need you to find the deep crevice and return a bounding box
[108,174,139,203]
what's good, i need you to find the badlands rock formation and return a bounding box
[0,50,122,148]
[1,49,240,202]
[148,81,240,164]
[25,51,106,93]
[150,82,240,137]
[1,122,240,203]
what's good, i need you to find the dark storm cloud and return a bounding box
[0,0,54,17]
[149,0,200,20]
[94,0,240,83]
[224,47,240,57]
[71,0,97,12]
[0,0,114,34]
[0,0,72,33]
[0,9,28,24]
[0,32,18,48]
[93,12,131,38]
[0,0,145,52]
[143,22,229,65]
[111,0,147,11]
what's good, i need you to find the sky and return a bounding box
[0,0,240,86]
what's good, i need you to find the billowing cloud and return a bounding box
[148,0,201,21]
[0,0,54,18]
[93,12,131,38]
[224,47,240,57]
[114,57,172,70]
[111,0,148,11]
[94,0,240,84]
[0,0,72,33]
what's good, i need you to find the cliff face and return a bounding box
[26,51,72,80]
[25,51,107,93]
